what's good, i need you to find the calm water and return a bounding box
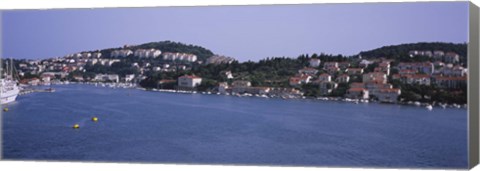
[2,84,468,168]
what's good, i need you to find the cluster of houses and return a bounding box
[408,50,460,63]
[287,50,466,103]
[206,55,237,65]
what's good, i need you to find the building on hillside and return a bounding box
[362,72,387,84]
[309,58,321,67]
[111,49,133,58]
[336,74,350,83]
[346,68,364,75]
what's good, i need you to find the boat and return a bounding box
[1,59,20,105]
[426,105,433,111]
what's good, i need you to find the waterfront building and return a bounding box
[319,81,338,95]
[376,88,401,103]
[125,74,135,82]
[232,80,252,87]
[94,74,120,83]
[178,75,202,88]
[346,88,369,99]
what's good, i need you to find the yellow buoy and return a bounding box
[3,108,8,112]
[92,117,98,122]
[73,124,80,129]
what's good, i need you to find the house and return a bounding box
[444,52,460,63]
[359,60,374,68]
[134,49,162,58]
[376,88,401,103]
[319,81,338,95]
[318,73,331,82]
[163,52,197,62]
[362,72,387,84]
[298,67,318,76]
[92,52,102,58]
[378,62,391,75]
[433,76,467,89]
[435,65,467,76]
[289,75,311,87]
[125,74,135,82]
[346,68,364,75]
[405,74,431,85]
[325,66,340,74]
[110,49,133,58]
[336,74,350,83]
[309,58,321,67]
[346,88,369,99]
[218,82,230,94]
[338,62,351,70]
[397,62,434,74]
[433,50,445,60]
[365,83,393,97]
[94,74,119,83]
[409,50,432,57]
[206,55,236,64]
[178,75,202,88]
[323,62,338,69]
[232,80,252,87]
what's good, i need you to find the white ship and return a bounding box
[1,59,20,105]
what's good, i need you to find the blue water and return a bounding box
[2,84,468,168]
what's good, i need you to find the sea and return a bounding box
[2,84,468,169]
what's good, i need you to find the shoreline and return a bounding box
[25,81,468,110]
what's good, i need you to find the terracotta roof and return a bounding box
[179,75,201,79]
[348,87,366,92]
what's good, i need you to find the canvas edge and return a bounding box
[468,1,480,169]
[0,9,3,161]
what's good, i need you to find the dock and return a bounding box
[19,88,55,95]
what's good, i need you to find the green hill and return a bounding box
[358,42,467,62]
[95,40,215,62]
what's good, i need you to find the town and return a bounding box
[7,41,468,107]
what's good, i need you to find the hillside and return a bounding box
[95,41,215,62]
[358,42,467,62]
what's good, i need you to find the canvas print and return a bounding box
[0,2,472,169]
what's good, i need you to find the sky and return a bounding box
[1,2,469,62]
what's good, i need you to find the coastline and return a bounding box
[22,81,468,110]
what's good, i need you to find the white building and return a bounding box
[94,74,119,83]
[125,74,135,82]
[309,58,321,67]
[111,49,133,58]
[376,88,401,103]
[206,55,236,64]
[163,52,197,62]
[134,49,162,58]
[346,88,369,99]
[178,75,202,88]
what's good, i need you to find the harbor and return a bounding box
[2,84,468,168]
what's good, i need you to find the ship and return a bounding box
[1,59,20,105]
